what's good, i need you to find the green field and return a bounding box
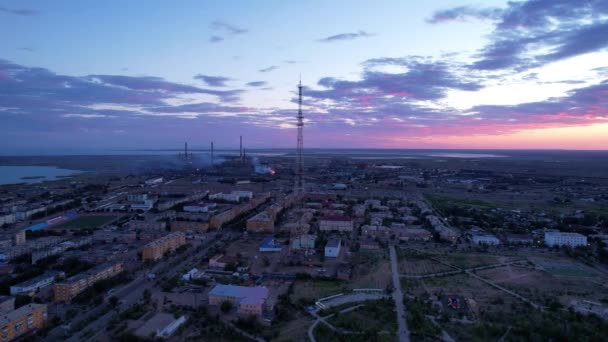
[57,215,116,229]
[545,266,595,277]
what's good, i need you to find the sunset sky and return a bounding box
[1,0,607,153]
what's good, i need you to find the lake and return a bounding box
[0,166,81,185]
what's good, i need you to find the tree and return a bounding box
[109,296,120,309]
[220,300,233,313]
[142,289,151,303]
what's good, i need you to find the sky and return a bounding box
[1,0,607,153]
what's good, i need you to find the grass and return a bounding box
[291,279,349,303]
[57,215,116,229]
[545,266,595,277]
[328,298,397,335]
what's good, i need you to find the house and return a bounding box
[324,239,341,258]
[209,285,269,317]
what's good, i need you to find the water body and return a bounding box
[0,166,81,185]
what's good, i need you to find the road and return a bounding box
[389,245,410,342]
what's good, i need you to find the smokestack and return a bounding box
[211,141,214,166]
[240,135,243,161]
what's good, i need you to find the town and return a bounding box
[0,149,607,341]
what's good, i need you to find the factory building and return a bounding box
[544,232,587,247]
[54,262,123,303]
[0,304,47,341]
[142,232,187,261]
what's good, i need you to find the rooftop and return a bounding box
[209,285,268,305]
[0,304,46,326]
[326,239,341,248]
[320,215,351,222]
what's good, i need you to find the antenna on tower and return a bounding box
[210,141,214,166]
[295,77,304,194]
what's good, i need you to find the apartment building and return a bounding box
[0,304,47,341]
[141,232,186,261]
[319,215,353,232]
[545,232,587,247]
[10,271,64,296]
[54,262,123,303]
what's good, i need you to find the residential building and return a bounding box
[183,202,216,213]
[54,262,123,303]
[208,285,269,317]
[209,191,252,203]
[545,232,587,247]
[398,228,433,241]
[246,213,274,233]
[0,297,14,314]
[319,215,353,232]
[505,234,533,244]
[170,221,209,233]
[142,232,187,261]
[472,233,501,245]
[10,271,64,296]
[0,304,47,340]
[325,239,341,258]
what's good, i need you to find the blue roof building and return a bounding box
[259,237,283,253]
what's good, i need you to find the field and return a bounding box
[434,253,507,269]
[350,249,392,289]
[476,264,607,307]
[399,258,454,275]
[290,279,349,303]
[56,215,117,229]
[532,257,598,278]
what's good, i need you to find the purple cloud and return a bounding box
[317,30,374,42]
[194,74,232,87]
[433,0,608,72]
[427,6,503,23]
[246,81,268,87]
[259,66,278,73]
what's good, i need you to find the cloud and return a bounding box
[210,21,248,35]
[194,74,232,87]
[432,0,608,72]
[0,6,38,16]
[259,66,278,73]
[209,20,248,43]
[317,30,374,42]
[426,6,503,24]
[1,58,606,150]
[246,81,268,87]
[17,47,35,52]
[309,58,482,102]
[209,36,224,43]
